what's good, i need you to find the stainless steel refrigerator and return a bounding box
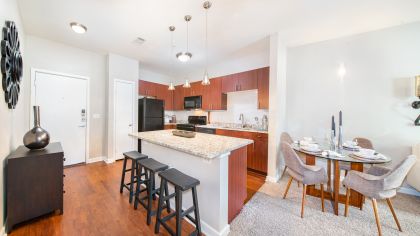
[138,98,164,151]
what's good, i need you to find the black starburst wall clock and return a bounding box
[1,21,23,109]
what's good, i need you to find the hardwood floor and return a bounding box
[245,170,266,203]
[9,160,266,236]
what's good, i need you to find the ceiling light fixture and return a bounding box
[70,22,87,34]
[168,26,176,90]
[202,1,212,86]
[176,15,192,62]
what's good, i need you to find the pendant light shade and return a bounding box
[168,82,175,90]
[183,80,191,88]
[202,1,212,85]
[202,71,210,85]
[177,15,193,62]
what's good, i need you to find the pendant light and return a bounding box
[176,15,192,62]
[202,1,212,85]
[168,26,176,90]
[183,79,191,88]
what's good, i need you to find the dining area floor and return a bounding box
[229,177,420,236]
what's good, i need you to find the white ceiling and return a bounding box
[17,0,420,77]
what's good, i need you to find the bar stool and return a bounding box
[134,158,170,225]
[155,168,201,236]
[119,151,148,203]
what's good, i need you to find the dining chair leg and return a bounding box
[344,170,348,176]
[320,184,325,212]
[344,188,350,217]
[372,198,382,236]
[280,166,287,180]
[386,198,402,232]
[301,184,307,218]
[283,177,293,199]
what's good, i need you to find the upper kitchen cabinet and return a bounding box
[173,85,185,110]
[221,69,259,93]
[257,67,269,109]
[202,77,227,110]
[221,74,237,93]
[188,81,203,97]
[138,80,157,97]
[139,80,173,110]
[236,69,258,91]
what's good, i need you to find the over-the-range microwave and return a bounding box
[184,96,202,110]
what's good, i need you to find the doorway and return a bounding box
[31,69,89,166]
[114,79,135,160]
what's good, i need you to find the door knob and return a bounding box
[129,124,133,127]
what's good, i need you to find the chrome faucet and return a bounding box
[262,115,268,131]
[239,113,245,128]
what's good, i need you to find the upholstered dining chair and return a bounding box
[280,132,294,180]
[341,137,375,176]
[343,155,416,236]
[281,142,328,218]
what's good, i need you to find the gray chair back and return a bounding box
[281,132,293,145]
[280,142,305,175]
[353,137,374,149]
[382,155,416,190]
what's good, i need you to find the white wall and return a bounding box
[286,22,420,165]
[139,67,173,85]
[174,37,269,85]
[107,53,139,162]
[24,36,107,159]
[0,0,25,230]
[210,90,268,124]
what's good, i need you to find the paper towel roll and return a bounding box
[406,143,420,191]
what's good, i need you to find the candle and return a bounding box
[332,116,336,136]
[339,111,342,126]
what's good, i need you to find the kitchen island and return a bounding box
[130,130,253,236]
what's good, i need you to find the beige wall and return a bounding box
[0,0,26,230]
[24,36,107,159]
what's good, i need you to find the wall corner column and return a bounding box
[266,33,287,182]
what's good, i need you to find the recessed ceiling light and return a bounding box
[70,22,87,34]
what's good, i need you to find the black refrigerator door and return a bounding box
[145,99,164,118]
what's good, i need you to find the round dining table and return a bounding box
[292,143,391,216]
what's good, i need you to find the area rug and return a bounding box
[229,178,420,236]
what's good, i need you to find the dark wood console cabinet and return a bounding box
[5,142,64,233]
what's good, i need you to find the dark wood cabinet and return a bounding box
[257,67,269,109]
[203,77,227,110]
[215,129,268,174]
[173,85,185,110]
[138,80,157,97]
[221,74,238,93]
[139,80,173,110]
[237,70,258,91]
[6,143,64,233]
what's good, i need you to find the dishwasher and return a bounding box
[195,127,216,134]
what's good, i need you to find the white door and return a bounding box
[32,70,88,166]
[114,79,135,160]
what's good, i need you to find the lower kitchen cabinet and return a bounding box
[215,129,268,174]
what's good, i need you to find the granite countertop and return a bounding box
[130,130,253,160]
[196,124,268,134]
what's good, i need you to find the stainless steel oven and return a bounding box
[184,96,202,110]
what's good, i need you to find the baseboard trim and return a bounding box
[398,186,420,197]
[1,225,7,236]
[265,174,280,183]
[104,158,115,164]
[86,156,105,164]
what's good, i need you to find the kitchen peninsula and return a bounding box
[130,130,253,236]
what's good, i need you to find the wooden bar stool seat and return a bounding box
[134,158,170,225]
[119,151,148,203]
[155,168,201,236]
